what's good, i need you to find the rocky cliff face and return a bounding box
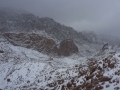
[0,9,104,56]
[0,9,100,42]
[59,39,78,56]
[0,10,87,42]
[3,33,56,53]
[81,31,102,44]
[3,33,78,56]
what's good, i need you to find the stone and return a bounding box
[59,39,78,56]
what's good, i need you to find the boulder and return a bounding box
[59,39,78,56]
[0,50,4,53]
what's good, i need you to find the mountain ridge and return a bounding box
[0,8,114,56]
[0,8,99,42]
[1,8,120,90]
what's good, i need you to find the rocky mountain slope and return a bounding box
[3,33,78,56]
[0,35,120,90]
[0,9,104,56]
[0,9,86,42]
[1,9,120,90]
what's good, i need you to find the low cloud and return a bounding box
[0,0,120,36]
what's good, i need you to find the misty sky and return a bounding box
[0,0,120,36]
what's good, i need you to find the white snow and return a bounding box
[1,38,120,90]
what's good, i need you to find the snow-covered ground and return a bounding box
[0,41,86,89]
[0,40,120,90]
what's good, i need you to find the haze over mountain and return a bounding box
[0,8,105,57]
[1,1,120,90]
[1,8,120,56]
[0,0,120,37]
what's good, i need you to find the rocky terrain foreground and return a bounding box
[0,37,120,90]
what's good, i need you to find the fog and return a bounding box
[0,0,120,36]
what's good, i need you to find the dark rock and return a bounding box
[4,33,78,56]
[73,85,81,90]
[114,87,120,90]
[102,43,109,51]
[99,76,112,82]
[47,82,56,87]
[85,74,94,80]
[61,85,65,90]
[27,80,30,83]
[59,39,78,56]
[94,84,104,90]
[57,79,64,84]
[91,78,99,85]
[4,33,56,54]
[22,86,28,88]
[7,78,11,82]
[86,83,93,89]
[0,50,4,53]
[67,82,72,88]
[106,84,110,88]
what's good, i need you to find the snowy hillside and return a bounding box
[0,8,104,56]
[0,38,120,90]
[1,8,120,90]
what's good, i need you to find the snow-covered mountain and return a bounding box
[1,8,120,90]
[0,34,120,90]
[81,31,103,44]
[98,34,120,45]
[0,8,104,56]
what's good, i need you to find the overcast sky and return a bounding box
[0,0,120,36]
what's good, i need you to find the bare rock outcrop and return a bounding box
[59,39,78,56]
[3,33,78,56]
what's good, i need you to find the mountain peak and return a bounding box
[0,9,105,56]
